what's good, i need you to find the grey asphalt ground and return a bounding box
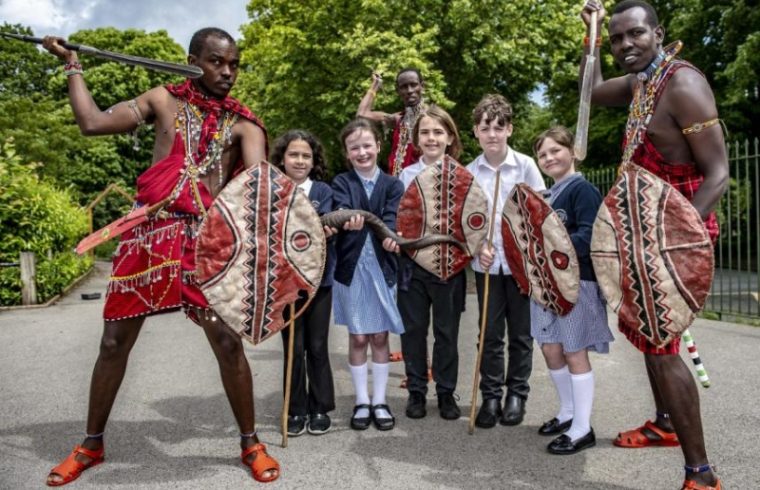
[1,263,757,489]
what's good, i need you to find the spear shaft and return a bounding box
[1,32,203,79]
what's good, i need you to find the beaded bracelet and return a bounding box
[583,36,602,48]
[64,61,83,77]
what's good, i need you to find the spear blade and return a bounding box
[574,10,598,161]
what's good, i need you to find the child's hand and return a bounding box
[323,225,338,238]
[479,244,495,269]
[382,237,400,254]
[343,214,365,231]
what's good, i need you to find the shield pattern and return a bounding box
[591,165,714,347]
[501,183,580,316]
[195,162,326,345]
[397,156,489,280]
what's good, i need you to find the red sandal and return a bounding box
[241,443,280,483]
[682,478,721,489]
[614,420,680,448]
[46,445,104,487]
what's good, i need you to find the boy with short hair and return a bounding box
[465,94,545,428]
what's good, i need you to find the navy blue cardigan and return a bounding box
[331,169,404,287]
[308,181,336,287]
[550,175,602,282]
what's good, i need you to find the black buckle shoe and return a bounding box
[500,395,526,426]
[406,392,427,419]
[538,417,573,436]
[372,404,395,431]
[547,428,596,455]
[437,393,461,420]
[350,404,372,430]
[475,398,502,428]
[287,414,307,436]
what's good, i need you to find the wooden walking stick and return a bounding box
[281,304,296,448]
[468,169,502,434]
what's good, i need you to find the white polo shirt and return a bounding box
[398,159,436,191]
[465,147,546,275]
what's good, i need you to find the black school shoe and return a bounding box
[438,393,461,420]
[372,404,395,431]
[547,428,596,455]
[406,391,427,419]
[308,413,331,435]
[287,415,307,436]
[475,398,502,428]
[538,417,573,436]
[500,395,526,426]
[350,404,372,430]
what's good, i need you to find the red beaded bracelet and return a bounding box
[583,36,602,48]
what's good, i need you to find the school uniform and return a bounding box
[397,160,467,397]
[466,148,545,403]
[281,179,337,416]
[331,168,405,335]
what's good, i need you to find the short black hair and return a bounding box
[188,27,236,56]
[612,0,659,27]
[395,68,423,86]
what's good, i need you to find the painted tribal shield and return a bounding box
[591,165,714,348]
[195,162,326,345]
[502,183,580,316]
[397,156,489,280]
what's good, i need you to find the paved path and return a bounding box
[0,263,757,489]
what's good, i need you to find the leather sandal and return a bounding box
[241,443,280,483]
[682,478,721,490]
[614,420,680,448]
[46,445,104,487]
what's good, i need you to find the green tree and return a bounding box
[237,0,583,173]
[0,23,58,99]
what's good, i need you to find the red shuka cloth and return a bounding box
[620,61,719,355]
[103,81,266,321]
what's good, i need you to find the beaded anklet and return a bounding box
[85,432,104,440]
[240,430,257,440]
[684,463,712,474]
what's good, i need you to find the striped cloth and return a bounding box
[530,280,614,353]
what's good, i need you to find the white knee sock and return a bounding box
[549,365,574,423]
[349,362,370,418]
[371,362,391,419]
[565,370,595,441]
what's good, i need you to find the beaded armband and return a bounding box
[127,99,146,127]
[682,118,719,135]
[64,61,83,77]
[583,36,602,48]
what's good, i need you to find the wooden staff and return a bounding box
[468,169,502,434]
[281,303,296,447]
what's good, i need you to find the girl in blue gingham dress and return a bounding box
[530,127,614,455]
[330,118,405,431]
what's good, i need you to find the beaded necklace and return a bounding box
[392,101,426,176]
[621,41,682,167]
[171,100,237,215]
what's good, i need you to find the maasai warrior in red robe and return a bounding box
[356,69,425,176]
[582,2,727,489]
[42,28,280,486]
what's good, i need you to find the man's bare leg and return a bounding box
[198,313,278,481]
[47,317,145,485]
[645,357,676,433]
[646,354,718,486]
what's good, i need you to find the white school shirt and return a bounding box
[297,177,313,196]
[465,148,546,275]
[398,159,433,190]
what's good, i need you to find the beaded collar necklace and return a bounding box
[392,100,426,176]
[621,41,682,166]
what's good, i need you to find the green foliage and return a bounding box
[237,0,583,173]
[0,23,58,99]
[0,138,93,305]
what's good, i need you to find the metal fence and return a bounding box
[584,137,760,320]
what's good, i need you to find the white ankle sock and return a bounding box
[549,365,574,423]
[371,362,390,418]
[350,362,370,418]
[565,370,595,441]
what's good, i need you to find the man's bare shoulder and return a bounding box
[664,66,717,117]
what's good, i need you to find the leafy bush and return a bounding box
[0,138,92,305]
